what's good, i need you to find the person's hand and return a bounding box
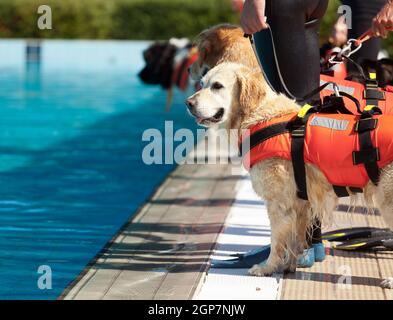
[330,15,348,47]
[241,0,268,34]
[372,0,393,38]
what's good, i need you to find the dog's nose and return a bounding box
[185,98,195,110]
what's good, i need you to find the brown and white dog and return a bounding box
[189,24,259,81]
[186,62,393,289]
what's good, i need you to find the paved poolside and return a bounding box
[62,134,239,299]
[62,131,393,300]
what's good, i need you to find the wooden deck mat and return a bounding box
[280,200,393,300]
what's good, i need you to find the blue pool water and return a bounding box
[0,40,197,299]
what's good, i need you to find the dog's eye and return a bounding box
[212,82,224,90]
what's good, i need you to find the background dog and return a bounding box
[189,24,259,81]
[348,58,393,87]
[186,62,393,289]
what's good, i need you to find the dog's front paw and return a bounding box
[381,278,393,289]
[248,264,273,277]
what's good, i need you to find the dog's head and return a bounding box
[189,24,259,81]
[347,58,393,87]
[185,63,267,128]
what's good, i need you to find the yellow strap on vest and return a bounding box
[364,105,377,112]
[298,104,313,119]
[369,72,377,80]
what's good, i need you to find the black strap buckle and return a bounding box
[333,186,349,198]
[353,148,380,165]
[355,118,378,133]
[349,187,363,194]
[364,89,386,101]
[333,186,364,198]
[365,79,379,88]
[291,127,306,138]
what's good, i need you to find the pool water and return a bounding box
[0,40,197,299]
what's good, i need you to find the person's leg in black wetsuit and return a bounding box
[342,0,387,72]
[258,0,329,266]
[263,0,328,101]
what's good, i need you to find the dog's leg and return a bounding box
[375,164,393,289]
[283,241,298,274]
[281,204,310,273]
[295,203,310,252]
[248,202,296,276]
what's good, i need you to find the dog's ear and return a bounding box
[237,69,265,112]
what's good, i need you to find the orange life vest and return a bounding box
[320,74,393,115]
[241,111,393,190]
[240,72,393,199]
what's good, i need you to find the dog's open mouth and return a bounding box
[196,108,225,125]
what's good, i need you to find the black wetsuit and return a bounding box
[263,0,328,100]
[254,0,329,247]
[258,0,388,96]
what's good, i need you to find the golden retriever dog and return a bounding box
[189,24,259,81]
[185,62,393,289]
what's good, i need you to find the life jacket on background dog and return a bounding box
[320,73,393,115]
[139,38,197,110]
[240,73,393,200]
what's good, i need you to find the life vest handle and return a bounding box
[301,81,340,102]
[338,91,363,115]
